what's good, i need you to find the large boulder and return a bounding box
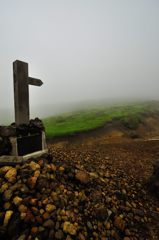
[148,159,159,198]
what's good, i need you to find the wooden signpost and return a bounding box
[0,60,47,164]
[13,60,43,125]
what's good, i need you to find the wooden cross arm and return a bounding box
[28,77,43,86]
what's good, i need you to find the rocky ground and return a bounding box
[0,134,159,239]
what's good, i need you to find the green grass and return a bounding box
[43,102,152,138]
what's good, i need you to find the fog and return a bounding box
[0,0,159,122]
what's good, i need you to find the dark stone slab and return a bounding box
[17,133,42,156]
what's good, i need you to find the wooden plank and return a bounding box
[28,77,43,86]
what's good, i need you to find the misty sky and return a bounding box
[0,0,159,113]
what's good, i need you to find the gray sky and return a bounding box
[0,0,159,113]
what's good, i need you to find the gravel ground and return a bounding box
[0,136,159,240]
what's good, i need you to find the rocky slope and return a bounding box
[0,137,159,239]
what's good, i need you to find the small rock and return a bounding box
[34,170,40,178]
[105,222,111,230]
[0,183,9,193]
[45,204,56,213]
[38,159,44,167]
[42,198,49,205]
[122,189,127,195]
[43,212,50,220]
[55,221,60,230]
[30,198,38,206]
[63,221,78,235]
[17,234,26,240]
[114,216,125,231]
[3,189,13,201]
[126,201,132,208]
[48,229,54,238]
[59,166,65,171]
[51,164,57,171]
[87,221,93,230]
[40,209,45,215]
[107,209,112,217]
[111,229,120,239]
[43,219,54,228]
[24,210,35,222]
[3,210,13,226]
[55,229,64,239]
[27,176,37,189]
[51,192,58,201]
[75,170,90,184]
[66,236,73,240]
[13,196,23,206]
[132,209,144,217]
[5,168,17,182]
[125,229,131,236]
[39,226,45,232]
[0,166,12,174]
[4,202,11,210]
[94,207,108,221]
[31,226,38,234]
[31,207,39,215]
[20,213,26,220]
[20,185,29,194]
[7,213,21,237]
[29,161,40,171]
[131,202,137,208]
[136,183,142,188]
[78,233,86,240]
[89,172,98,178]
[18,204,27,213]
[36,216,43,224]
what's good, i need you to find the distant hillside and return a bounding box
[43,101,159,138]
[1,100,159,129]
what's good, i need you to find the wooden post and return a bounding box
[13,60,29,125]
[13,60,43,126]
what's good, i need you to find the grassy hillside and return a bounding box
[43,102,155,138]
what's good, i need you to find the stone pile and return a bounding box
[0,152,158,239]
[0,118,44,156]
